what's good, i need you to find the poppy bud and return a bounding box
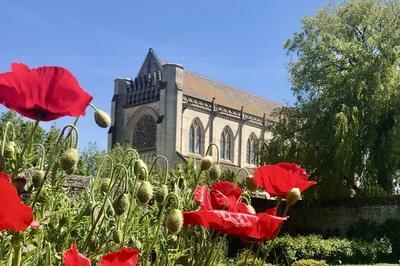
[165,209,184,235]
[100,178,111,193]
[154,185,168,204]
[137,181,153,204]
[246,205,256,214]
[112,229,122,244]
[286,187,301,206]
[246,176,257,192]
[134,159,148,180]
[31,170,44,188]
[209,164,222,179]
[113,193,129,216]
[65,165,76,175]
[94,109,111,128]
[59,148,79,171]
[200,156,213,171]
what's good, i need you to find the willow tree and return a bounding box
[260,0,400,198]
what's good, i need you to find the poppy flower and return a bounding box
[0,172,33,232]
[194,181,242,211]
[63,244,91,266]
[183,209,286,242]
[0,62,93,121]
[100,248,140,266]
[253,162,317,198]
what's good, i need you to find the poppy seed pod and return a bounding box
[286,187,301,206]
[100,178,111,193]
[137,181,153,204]
[94,109,111,128]
[154,185,168,204]
[113,193,129,216]
[165,209,184,234]
[112,229,122,244]
[209,164,222,179]
[246,176,257,192]
[59,148,79,171]
[31,170,44,188]
[200,156,213,171]
[134,159,148,180]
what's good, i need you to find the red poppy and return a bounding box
[0,172,33,232]
[195,181,242,211]
[253,163,317,197]
[100,248,140,266]
[63,244,91,266]
[183,209,286,242]
[0,62,92,121]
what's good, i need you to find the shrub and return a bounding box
[263,235,392,265]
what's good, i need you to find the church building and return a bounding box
[108,49,281,169]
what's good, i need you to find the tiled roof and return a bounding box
[182,71,282,118]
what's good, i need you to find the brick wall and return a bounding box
[252,195,400,235]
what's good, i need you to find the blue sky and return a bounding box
[0,0,327,150]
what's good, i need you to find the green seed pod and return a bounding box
[100,178,111,193]
[94,109,111,128]
[209,164,222,180]
[200,156,213,171]
[246,176,257,192]
[59,148,79,171]
[112,229,122,244]
[137,181,153,204]
[154,185,168,204]
[134,159,148,180]
[65,165,76,175]
[31,170,45,189]
[113,193,129,216]
[165,209,184,235]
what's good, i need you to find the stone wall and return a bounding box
[252,195,400,235]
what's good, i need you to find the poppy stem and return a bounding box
[148,155,169,184]
[242,243,255,265]
[11,241,22,266]
[13,120,39,176]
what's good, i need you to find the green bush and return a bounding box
[263,235,392,265]
[292,259,328,266]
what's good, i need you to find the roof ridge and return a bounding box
[184,70,281,106]
[148,48,166,66]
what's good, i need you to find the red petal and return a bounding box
[0,62,93,121]
[211,181,242,200]
[253,164,316,197]
[100,248,140,266]
[63,244,91,266]
[0,172,33,232]
[194,185,212,210]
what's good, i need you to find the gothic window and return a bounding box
[132,115,156,150]
[220,127,232,160]
[189,121,201,154]
[246,135,257,165]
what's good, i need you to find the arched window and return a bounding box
[132,115,156,150]
[246,135,257,165]
[189,121,201,154]
[220,128,232,160]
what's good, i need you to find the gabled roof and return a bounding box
[138,49,282,118]
[182,71,281,118]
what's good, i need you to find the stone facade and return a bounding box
[108,49,281,168]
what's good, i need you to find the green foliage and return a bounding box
[263,234,392,265]
[292,259,328,266]
[260,0,400,197]
[75,141,105,176]
[347,219,400,262]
